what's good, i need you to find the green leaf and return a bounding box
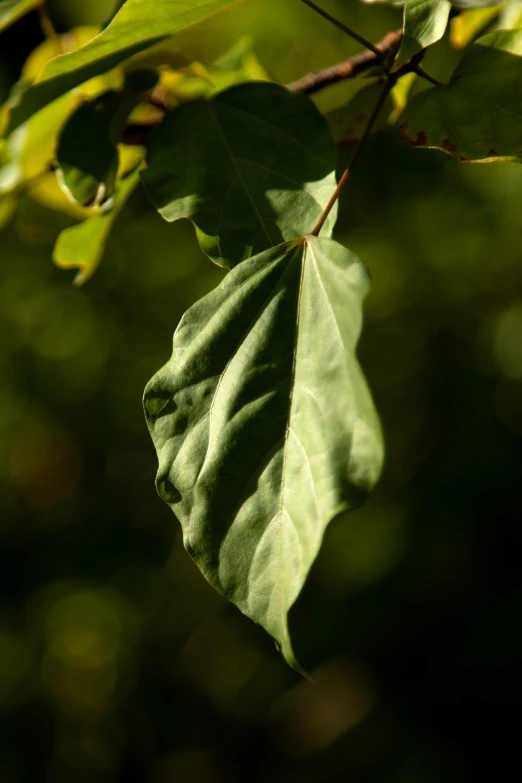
[364,0,498,6]
[400,29,522,161]
[0,0,40,33]
[141,82,338,269]
[6,0,241,133]
[53,163,141,285]
[451,0,500,7]
[497,0,522,30]
[450,5,501,49]
[396,0,451,66]
[143,236,384,672]
[56,70,156,207]
[0,192,16,230]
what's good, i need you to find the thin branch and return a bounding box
[309,78,394,237]
[287,29,402,94]
[298,0,382,56]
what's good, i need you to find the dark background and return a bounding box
[0,1,521,781]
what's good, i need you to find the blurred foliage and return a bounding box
[0,0,521,781]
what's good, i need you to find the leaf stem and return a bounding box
[38,1,57,39]
[309,78,393,237]
[298,0,382,57]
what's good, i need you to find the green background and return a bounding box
[0,1,520,781]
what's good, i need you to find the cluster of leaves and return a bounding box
[2,0,522,671]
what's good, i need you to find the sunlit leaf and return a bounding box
[400,29,522,161]
[497,0,522,29]
[0,0,40,33]
[53,163,141,285]
[396,0,451,66]
[56,70,156,207]
[450,5,501,49]
[141,82,337,268]
[143,236,384,672]
[6,0,242,132]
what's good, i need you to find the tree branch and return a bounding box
[120,28,444,147]
[286,29,402,94]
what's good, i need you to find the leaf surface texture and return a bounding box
[144,237,384,669]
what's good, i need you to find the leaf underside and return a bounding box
[141,82,338,269]
[400,30,522,161]
[144,237,384,671]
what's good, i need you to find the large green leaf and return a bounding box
[141,82,338,269]
[396,0,451,66]
[0,0,39,32]
[143,236,384,671]
[6,0,241,132]
[400,29,522,161]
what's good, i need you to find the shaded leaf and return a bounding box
[0,28,124,207]
[53,162,141,285]
[0,192,16,230]
[141,82,337,268]
[56,70,156,207]
[400,29,522,161]
[327,82,393,145]
[6,0,242,132]
[0,0,39,33]
[396,0,451,66]
[450,5,501,49]
[143,236,384,671]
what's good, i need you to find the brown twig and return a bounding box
[286,29,402,94]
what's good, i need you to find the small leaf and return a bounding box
[450,5,501,49]
[0,0,40,33]
[56,70,156,207]
[144,236,384,672]
[141,82,338,268]
[396,0,451,66]
[6,0,242,132]
[400,29,522,161]
[53,163,141,284]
